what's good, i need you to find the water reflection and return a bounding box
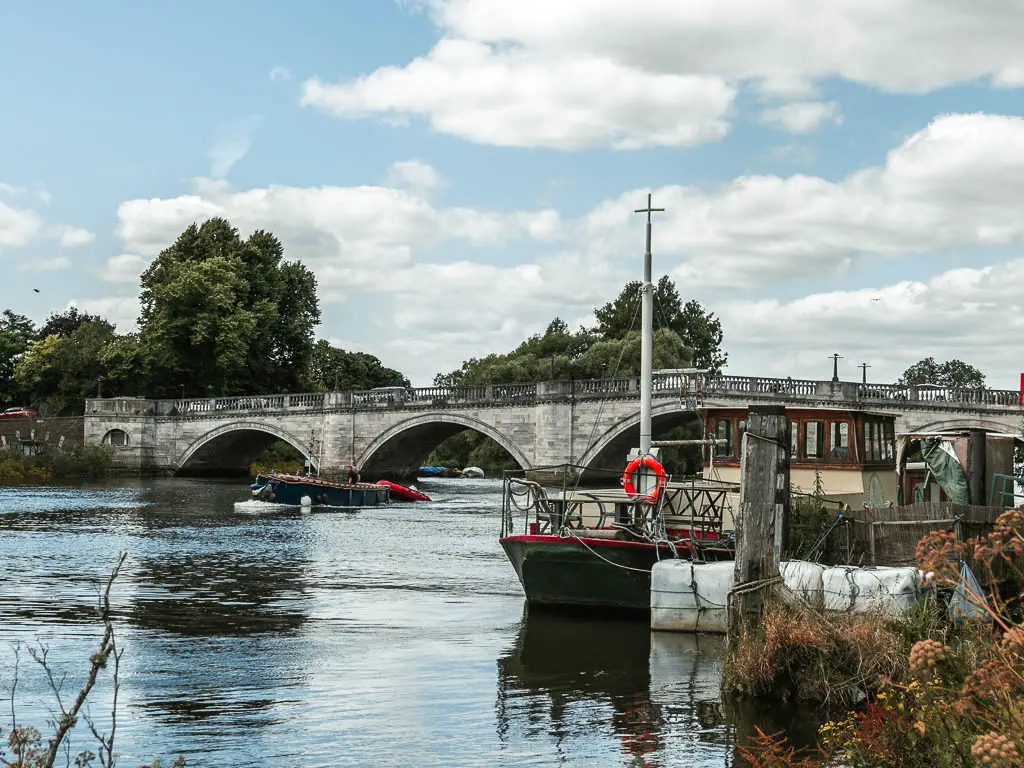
[497,608,735,767]
[128,552,309,636]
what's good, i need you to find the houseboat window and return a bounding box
[865,420,888,461]
[805,421,824,458]
[883,422,895,461]
[715,419,732,457]
[829,421,850,459]
[790,421,799,459]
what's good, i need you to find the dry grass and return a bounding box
[726,600,911,705]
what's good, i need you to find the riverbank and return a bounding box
[0,444,113,484]
[731,510,1024,766]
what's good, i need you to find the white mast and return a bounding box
[634,193,664,456]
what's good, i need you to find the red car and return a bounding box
[0,407,37,419]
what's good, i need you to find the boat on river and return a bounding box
[499,194,736,613]
[251,473,389,507]
[377,480,431,502]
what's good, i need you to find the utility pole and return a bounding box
[829,353,843,383]
[633,193,665,455]
[859,362,871,384]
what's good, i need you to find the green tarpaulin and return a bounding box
[919,437,971,505]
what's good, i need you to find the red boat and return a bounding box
[377,480,432,502]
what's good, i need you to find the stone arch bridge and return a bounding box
[84,374,1024,478]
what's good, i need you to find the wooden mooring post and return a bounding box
[728,405,791,639]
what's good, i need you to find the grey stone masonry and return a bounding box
[83,374,1024,475]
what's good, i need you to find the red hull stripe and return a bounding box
[500,534,732,555]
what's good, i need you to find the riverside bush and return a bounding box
[736,508,1024,767]
[0,445,112,485]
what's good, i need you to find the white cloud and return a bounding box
[0,183,26,198]
[384,160,445,194]
[208,115,262,178]
[719,259,1024,388]
[55,225,96,247]
[65,297,141,332]
[758,101,841,134]
[429,0,1024,94]
[583,113,1024,289]
[301,39,735,149]
[110,111,1024,384]
[17,257,70,272]
[302,1,1024,149]
[116,177,563,261]
[269,66,291,82]
[101,254,149,284]
[0,199,42,247]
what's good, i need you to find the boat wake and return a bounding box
[233,500,295,514]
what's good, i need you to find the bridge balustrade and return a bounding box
[90,374,1024,417]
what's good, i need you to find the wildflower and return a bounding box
[909,639,948,676]
[1000,627,1024,650]
[971,732,1019,766]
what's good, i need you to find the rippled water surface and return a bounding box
[0,477,806,767]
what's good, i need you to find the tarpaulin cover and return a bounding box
[949,561,990,623]
[919,437,971,505]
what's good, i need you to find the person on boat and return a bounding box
[346,465,361,484]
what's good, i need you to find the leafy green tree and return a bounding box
[36,307,101,340]
[305,340,409,391]
[15,320,119,414]
[0,310,36,407]
[138,218,320,397]
[594,276,727,372]
[898,357,986,389]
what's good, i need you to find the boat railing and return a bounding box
[501,474,733,542]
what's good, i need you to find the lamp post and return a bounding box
[96,377,104,399]
[859,362,871,384]
[829,353,843,383]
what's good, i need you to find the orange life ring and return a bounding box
[621,455,667,504]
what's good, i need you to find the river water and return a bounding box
[0,477,809,767]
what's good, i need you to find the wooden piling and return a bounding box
[968,428,987,506]
[728,405,791,638]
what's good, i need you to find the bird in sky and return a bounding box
[871,296,880,302]
[32,288,40,293]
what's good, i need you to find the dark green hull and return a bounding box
[500,534,668,613]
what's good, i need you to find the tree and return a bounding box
[593,276,727,372]
[898,357,986,389]
[15,320,120,414]
[138,218,321,397]
[305,340,409,391]
[0,310,36,407]
[36,307,102,340]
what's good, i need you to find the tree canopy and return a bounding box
[594,276,727,372]
[305,340,409,391]
[0,217,412,413]
[139,218,321,397]
[0,311,36,407]
[898,357,987,389]
[434,276,724,387]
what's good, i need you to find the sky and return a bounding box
[3,1,1024,388]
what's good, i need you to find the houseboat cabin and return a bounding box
[701,407,899,508]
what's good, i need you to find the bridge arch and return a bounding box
[355,413,531,477]
[577,402,701,474]
[901,416,1022,435]
[175,421,318,475]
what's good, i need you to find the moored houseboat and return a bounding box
[701,406,898,508]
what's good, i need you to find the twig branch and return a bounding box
[33,552,127,768]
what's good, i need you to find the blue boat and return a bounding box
[250,473,389,507]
